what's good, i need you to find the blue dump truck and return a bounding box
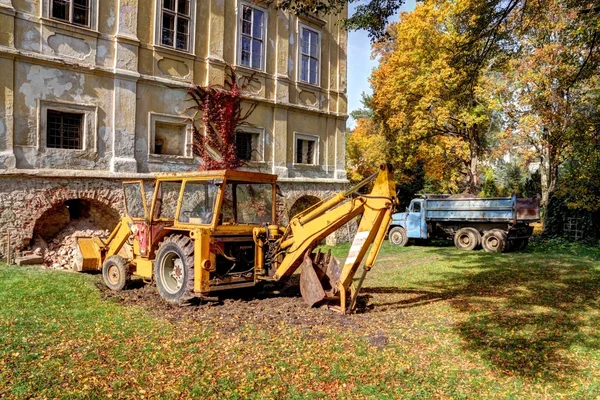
[388,194,540,252]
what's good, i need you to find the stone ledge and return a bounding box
[0,169,155,180]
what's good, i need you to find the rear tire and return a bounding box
[481,229,507,253]
[102,255,130,291]
[388,226,408,247]
[453,228,480,251]
[154,235,195,305]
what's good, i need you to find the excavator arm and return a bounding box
[257,164,397,314]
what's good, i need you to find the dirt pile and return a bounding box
[36,219,109,270]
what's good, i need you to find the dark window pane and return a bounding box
[242,6,252,22]
[176,32,188,50]
[52,0,69,21]
[253,10,263,39]
[177,0,190,15]
[252,40,262,69]
[163,0,175,11]
[73,0,89,26]
[301,56,309,81]
[47,110,83,150]
[176,17,189,49]
[236,133,253,161]
[242,20,251,35]
[309,58,318,84]
[301,29,309,54]
[162,13,175,46]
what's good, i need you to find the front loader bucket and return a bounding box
[73,237,104,272]
[299,250,341,307]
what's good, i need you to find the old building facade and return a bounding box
[0,0,349,253]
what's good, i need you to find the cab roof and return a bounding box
[154,169,278,183]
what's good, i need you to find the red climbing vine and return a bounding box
[188,65,258,170]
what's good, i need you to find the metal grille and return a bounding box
[236,133,254,161]
[296,139,315,164]
[47,110,83,150]
[564,217,583,240]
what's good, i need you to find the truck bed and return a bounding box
[424,195,539,223]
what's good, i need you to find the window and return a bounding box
[238,4,265,70]
[295,134,318,165]
[47,110,83,150]
[412,202,421,213]
[159,0,192,51]
[235,131,260,161]
[178,181,218,224]
[299,26,320,85]
[50,0,91,27]
[221,182,273,225]
[154,181,182,220]
[154,122,187,156]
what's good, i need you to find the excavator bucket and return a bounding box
[299,250,341,307]
[73,237,104,272]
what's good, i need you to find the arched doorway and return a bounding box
[288,195,321,220]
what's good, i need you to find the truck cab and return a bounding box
[389,199,428,245]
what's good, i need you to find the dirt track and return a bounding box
[97,275,438,336]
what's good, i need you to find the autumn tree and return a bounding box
[370,0,504,193]
[494,0,600,204]
[188,66,257,170]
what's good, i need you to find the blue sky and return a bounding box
[347,0,417,129]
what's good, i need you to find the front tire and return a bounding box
[154,235,195,305]
[102,255,130,291]
[388,226,408,247]
[454,227,480,251]
[481,229,507,253]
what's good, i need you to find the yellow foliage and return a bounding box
[346,118,388,182]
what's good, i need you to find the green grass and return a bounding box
[2,241,600,399]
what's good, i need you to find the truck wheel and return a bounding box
[481,230,507,253]
[155,235,195,305]
[388,227,408,247]
[102,255,130,291]
[454,228,480,251]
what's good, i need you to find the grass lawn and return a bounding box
[2,240,600,399]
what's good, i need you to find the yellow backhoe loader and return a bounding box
[75,164,397,313]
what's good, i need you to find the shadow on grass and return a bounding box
[424,244,600,380]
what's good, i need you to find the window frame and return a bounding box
[235,126,265,162]
[297,23,321,86]
[38,100,97,154]
[155,0,197,54]
[236,1,268,72]
[46,109,85,150]
[49,0,92,28]
[148,112,193,160]
[293,133,319,166]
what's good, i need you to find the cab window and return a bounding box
[411,201,421,213]
[123,182,146,219]
[220,182,273,225]
[154,181,182,220]
[178,181,219,224]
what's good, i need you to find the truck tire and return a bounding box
[454,227,480,251]
[481,229,507,253]
[155,235,195,305]
[102,255,130,291]
[388,226,408,247]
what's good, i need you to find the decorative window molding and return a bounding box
[235,126,265,162]
[148,113,193,160]
[236,1,267,71]
[298,23,321,86]
[155,0,196,53]
[43,0,98,30]
[294,132,319,165]
[37,100,97,153]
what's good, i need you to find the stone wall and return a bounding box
[0,174,124,257]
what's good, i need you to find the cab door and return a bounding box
[123,181,149,257]
[406,200,426,239]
